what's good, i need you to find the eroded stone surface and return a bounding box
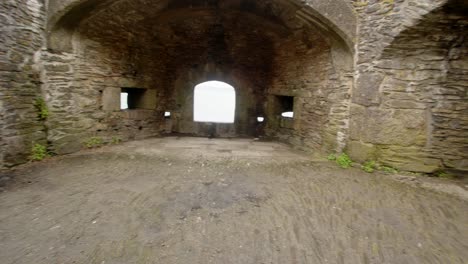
[0,0,47,167]
[349,0,468,173]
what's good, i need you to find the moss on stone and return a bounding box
[336,153,353,169]
[30,143,48,161]
[84,137,104,149]
[33,98,49,121]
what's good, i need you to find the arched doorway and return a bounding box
[193,81,236,124]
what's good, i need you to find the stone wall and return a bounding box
[266,30,353,154]
[41,32,162,155]
[1,0,466,174]
[141,11,278,138]
[43,0,354,144]
[348,0,467,173]
[0,0,47,167]
[56,6,284,142]
[38,0,355,154]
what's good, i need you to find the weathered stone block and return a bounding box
[349,104,427,147]
[378,146,441,173]
[52,135,84,155]
[120,109,156,120]
[384,100,427,109]
[347,140,377,163]
[279,117,294,129]
[139,89,157,110]
[102,87,120,111]
[45,64,70,72]
[353,72,384,106]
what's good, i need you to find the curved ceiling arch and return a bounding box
[47,0,356,52]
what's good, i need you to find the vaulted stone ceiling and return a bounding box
[72,0,325,91]
[48,0,355,52]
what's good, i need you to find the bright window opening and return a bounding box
[194,81,236,123]
[121,92,129,110]
[257,117,265,122]
[275,95,294,119]
[164,111,171,118]
[121,88,148,110]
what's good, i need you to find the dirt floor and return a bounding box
[0,137,467,264]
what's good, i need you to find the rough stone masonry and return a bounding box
[0,0,466,174]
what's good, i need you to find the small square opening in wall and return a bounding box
[274,95,294,119]
[257,117,265,123]
[121,88,147,110]
[164,111,171,118]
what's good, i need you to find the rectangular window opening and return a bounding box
[121,88,147,110]
[275,95,294,119]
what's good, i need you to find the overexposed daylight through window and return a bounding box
[121,92,128,110]
[194,81,236,123]
[281,111,294,118]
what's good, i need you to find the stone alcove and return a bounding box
[41,0,354,155]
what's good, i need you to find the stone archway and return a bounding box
[46,0,357,52]
[39,0,356,156]
[348,0,468,173]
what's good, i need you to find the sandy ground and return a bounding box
[0,137,467,264]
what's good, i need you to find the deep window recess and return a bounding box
[121,88,147,110]
[193,81,236,123]
[275,95,294,118]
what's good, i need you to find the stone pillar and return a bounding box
[0,0,47,167]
